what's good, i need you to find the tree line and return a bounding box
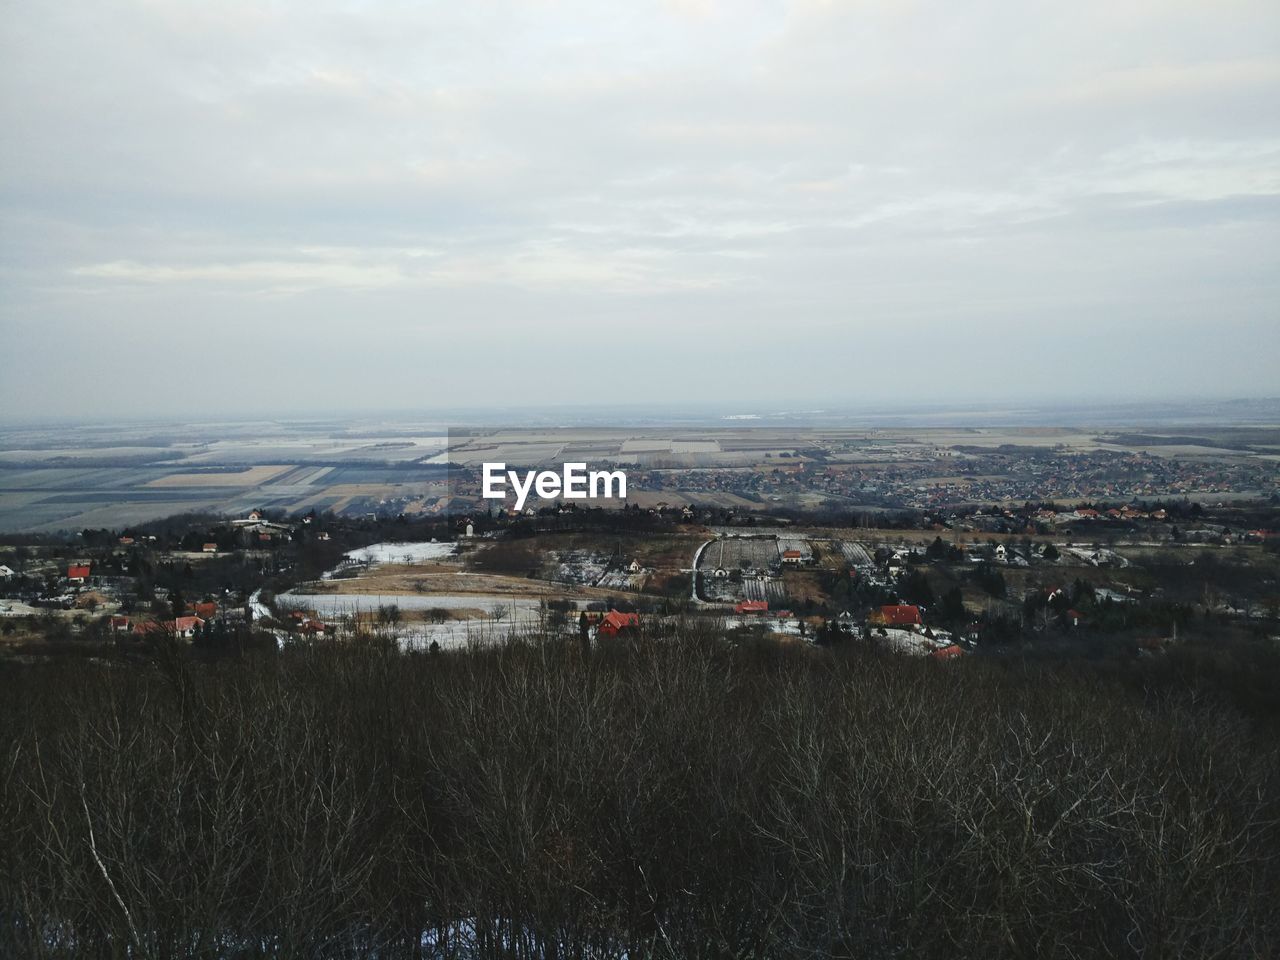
[1,629,1277,958]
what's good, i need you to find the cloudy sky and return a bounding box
[2,0,1278,420]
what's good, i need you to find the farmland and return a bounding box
[1,412,1277,532]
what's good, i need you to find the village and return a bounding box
[2,484,1277,665]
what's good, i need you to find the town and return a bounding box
[2,476,1276,667]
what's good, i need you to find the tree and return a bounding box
[900,570,934,607]
[939,587,965,624]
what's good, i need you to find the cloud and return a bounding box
[1,0,1278,418]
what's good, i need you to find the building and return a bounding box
[202,543,218,553]
[67,563,91,584]
[869,604,923,628]
[735,600,768,615]
[781,549,803,565]
[172,616,205,639]
[132,616,205,639]
[596,611,640,637]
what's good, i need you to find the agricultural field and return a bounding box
[2,416,1277,533]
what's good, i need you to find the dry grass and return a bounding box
[145,464,295,488]
[310,564,624,601]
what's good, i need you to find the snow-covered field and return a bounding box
[275,590,546,650]
[722,615,804,636]
[342,541,457,565]
[278,592,543,617]
[396,618,541,651]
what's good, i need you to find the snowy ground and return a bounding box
[873,627,956,657]
[342,541,457,565]
[275,591,546,650]
[321,541,458,579]
[721,615,805,636]
[278,592,543,618]
[395,618,542,651]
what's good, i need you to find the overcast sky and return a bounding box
[2,0,1278,420]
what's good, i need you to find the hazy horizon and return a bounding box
[3,1,1279,420]
[2,394,1279,434]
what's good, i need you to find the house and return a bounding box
[118,536,135,545]
[172,616,204,639]
[596,611,640,637]
[994,544,1007,562]
[202,543,218,553]
[67,563,91,584]
[187,601,218,620]
[735,600,769,615]
[869,604,923,628]
[133,616,203,639]
[0,564,15,579]
[781,549,803,565]
[109,615,131,633]
[930,644,965,661]
[628,559,643,574]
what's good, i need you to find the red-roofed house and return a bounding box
[597,611,640,637]
[735,600,769,615]
[930,644,965,661]
[67,564,91,583]
[109,615,131,633]
[188,601,218,619]
[781,549,803,565]
[870,604,922,628]
[133,617,205,639]
[172,616,204,638]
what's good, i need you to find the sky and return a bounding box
[1,0,1278,420]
